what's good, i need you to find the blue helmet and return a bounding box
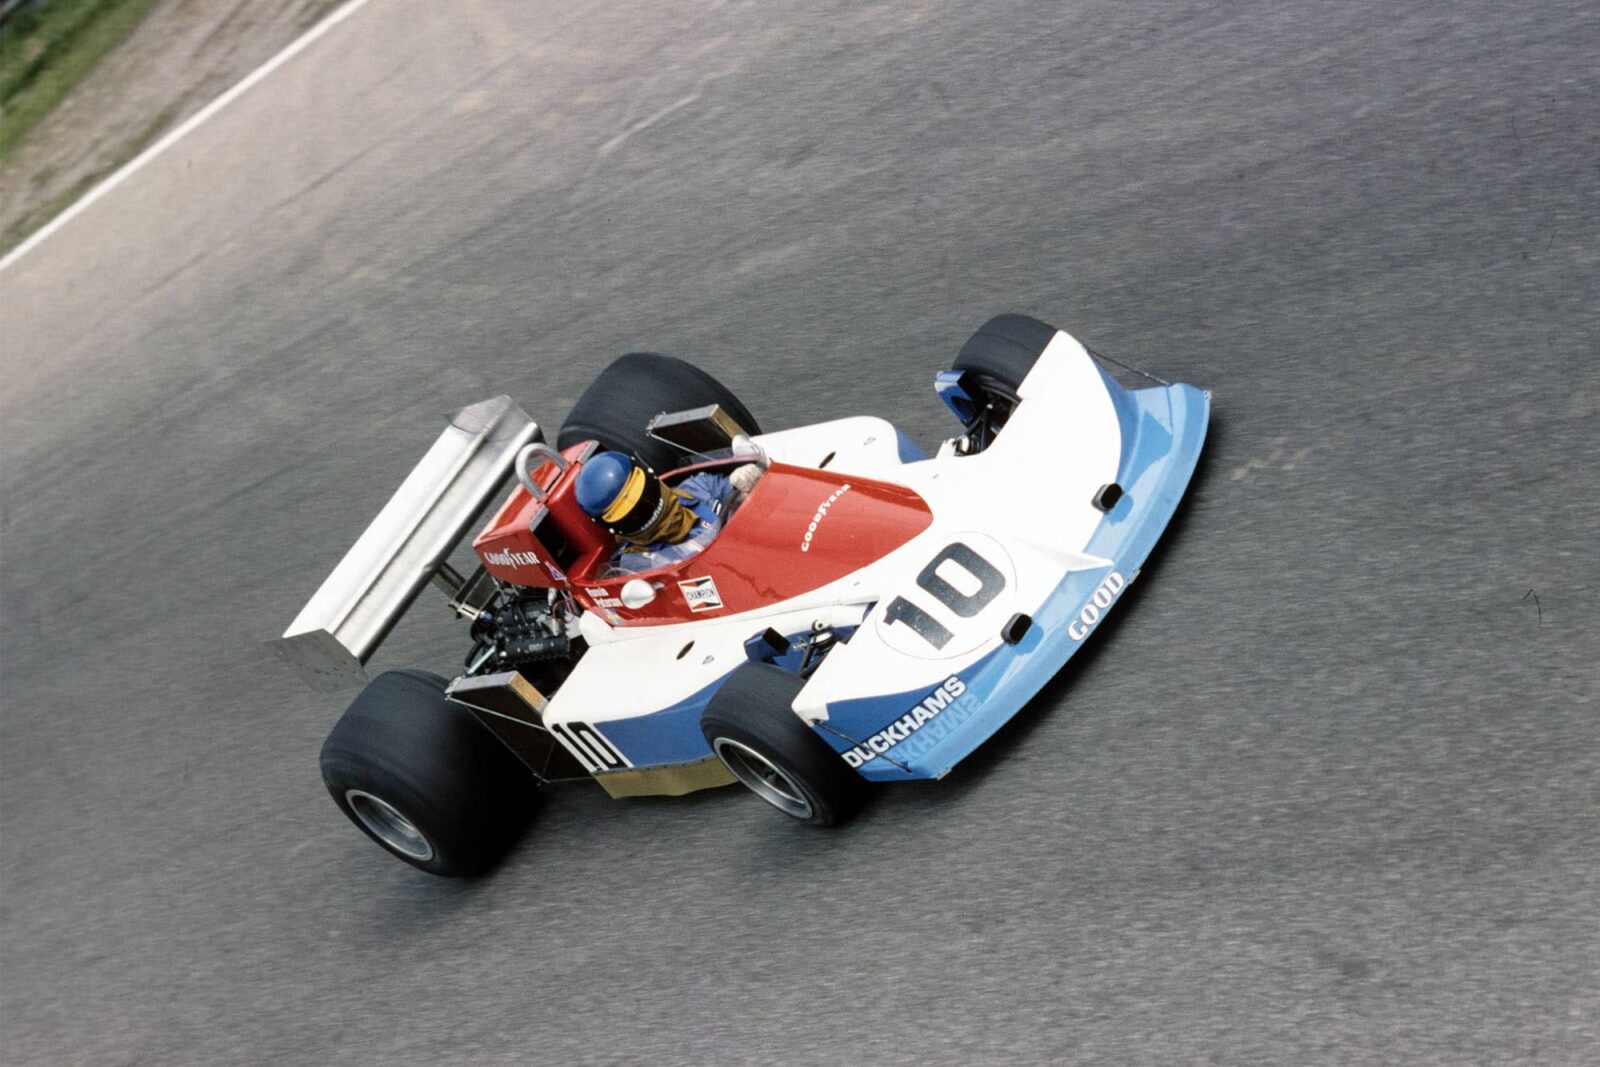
[574,450,636,518]
[573,450,696,546]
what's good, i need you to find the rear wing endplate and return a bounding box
[271,395,540,691]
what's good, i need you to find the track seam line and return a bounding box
[596,90,704,158]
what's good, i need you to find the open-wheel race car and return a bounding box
[274,314,1210,875]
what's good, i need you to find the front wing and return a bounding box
[807,372,1210,782]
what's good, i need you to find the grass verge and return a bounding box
[0,0,161,161]
[0,100,175,254]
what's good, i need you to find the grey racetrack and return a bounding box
[3,1,1597,1062]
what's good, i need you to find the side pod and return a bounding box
[272,396,540,691]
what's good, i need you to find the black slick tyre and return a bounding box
[700,662,866,826]
[952,312,1058,397]
[320,669,536,876]
[557,352,761,474]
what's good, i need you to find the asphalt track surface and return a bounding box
[3,1,1597,1063]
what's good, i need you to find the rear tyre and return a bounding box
[700,663,867,826]
[320,669,536,876]
[558,352,762,474]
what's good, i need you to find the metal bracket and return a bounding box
[431,562,500,619]
[646,404,751,457]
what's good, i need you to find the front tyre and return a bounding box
[700,663,866,826]
[320,669,537,876]
[948,313,1058,450]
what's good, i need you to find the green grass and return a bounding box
[0,0,161,161]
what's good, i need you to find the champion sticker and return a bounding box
[678,576,724,612]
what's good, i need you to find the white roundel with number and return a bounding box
[873,532,1019,660]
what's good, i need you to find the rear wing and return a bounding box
[271,395,540,691]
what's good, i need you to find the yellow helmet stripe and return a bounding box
[600,466,647,523]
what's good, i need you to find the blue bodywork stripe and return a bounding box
[597,678,723,766]
[594,626,836,767]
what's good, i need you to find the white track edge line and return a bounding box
[0,0,377,275]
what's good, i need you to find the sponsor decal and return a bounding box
[1067,571,1126,641]
[678,576,724,612]
[584,586,625,609]
[801,483,852,552]
[841,675,967,767]
[484,547,541,569]
[548,720,631,774]
[545,562,567,583]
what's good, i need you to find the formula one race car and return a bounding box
[275,314,1209,875]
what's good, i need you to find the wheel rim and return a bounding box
[345,789,435,861]
[712,738,814,820]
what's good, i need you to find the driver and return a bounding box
[574,451,759,574]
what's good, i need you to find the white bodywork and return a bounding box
[542,331,1123,730]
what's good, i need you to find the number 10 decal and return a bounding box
[883,541,1008,650]
[549,720,632,774]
